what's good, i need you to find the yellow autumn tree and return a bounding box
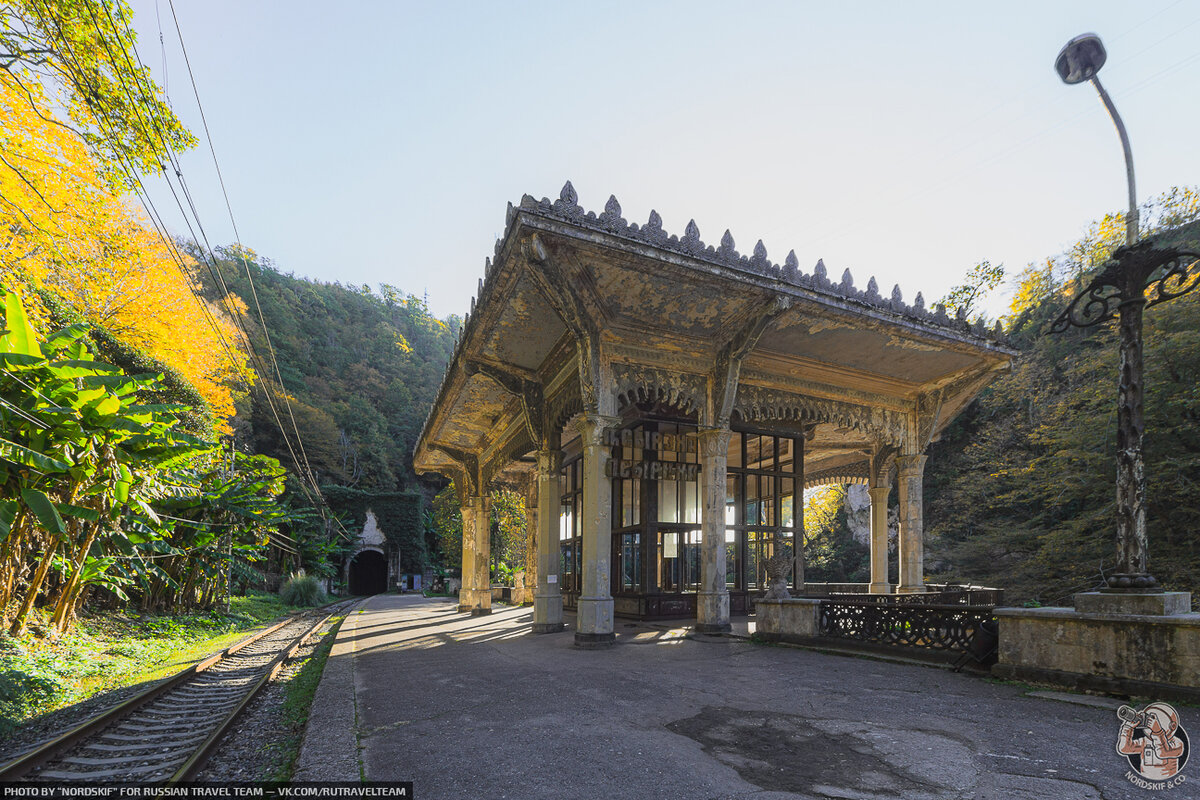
[0,71,251,425]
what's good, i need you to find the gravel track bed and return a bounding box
[195,618,335,782]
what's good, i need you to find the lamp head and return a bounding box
[1056,33,1107,85]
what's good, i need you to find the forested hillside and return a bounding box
[191,247,459,493]
[924,190,1200,605]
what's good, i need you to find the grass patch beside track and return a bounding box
[0,592,318,739]
[268,614,346,781]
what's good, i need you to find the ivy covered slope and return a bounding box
[924,192,1200,606]
[190,247,460,493]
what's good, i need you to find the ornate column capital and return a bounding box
[537,448,563,474]
[895,454,927,476]
[696,427,733,458]
[579,414,620,448]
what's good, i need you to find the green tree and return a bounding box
[802,486,868,583]
[940,260,1005,320]
[430,484,461,572]
[924,189,1200,604]
[1,0,195,189]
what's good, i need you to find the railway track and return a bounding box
[0,599,358,783]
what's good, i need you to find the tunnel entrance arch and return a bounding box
[348,548,389,595]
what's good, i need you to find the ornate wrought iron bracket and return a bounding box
[1048,239,1200,592]
[1050,240,1200,332]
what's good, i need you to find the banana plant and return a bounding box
[1,289,209,634]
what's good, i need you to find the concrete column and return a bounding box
[793,433,806,593]
[458,495,492,614]
[533,449,565,633]
[575,415,616,648]
[522,489,537,605]
[896,455,927,593]
[696,428,732,633]
[868,485,892,594]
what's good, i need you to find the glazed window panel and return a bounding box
[725,529,739,589]
[619,477,641,527]
[681,478,699,524]
[781,478,795,529]
[726,431,743,469]
[659,477,679,523]
[778,438,796,474]
[619,533,642,592]
[745,474,760,525]
[559,500,572,541]
[746,530,774,590]
[746,434,775,471]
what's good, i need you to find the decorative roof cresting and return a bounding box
[513,181,1009,344]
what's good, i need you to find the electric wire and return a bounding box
[55,0,329,518]
[45,0,352,539]
[25,2,328,530]
[165,0,322,501]
[105,0,330,515]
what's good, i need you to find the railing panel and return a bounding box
[819,600,997,657]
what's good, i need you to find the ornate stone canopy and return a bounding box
[412,182,1017,494]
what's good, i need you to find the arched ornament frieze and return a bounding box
[612,363,706,421]
[733,385,908,448]
[803,462,871,490]
[482,428,537,486]
[546,380,584,440]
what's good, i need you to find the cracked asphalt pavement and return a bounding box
[299,594,1198,799]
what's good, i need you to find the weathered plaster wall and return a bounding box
[994,606,1200,701]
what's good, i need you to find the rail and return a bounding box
[0,599,357,783]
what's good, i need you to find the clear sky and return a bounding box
[127,1,1200,322]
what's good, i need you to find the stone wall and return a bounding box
[994,601,1200,703]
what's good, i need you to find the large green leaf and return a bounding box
[42,323,91,349]
[20,487,66,535]
[0,500,17,538]
[0,352,44,370]
[58,503,101,522]
[0,437,71,473]
[0,291,43,358]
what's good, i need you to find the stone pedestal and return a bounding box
[532,450,565,634]
[755,598,822,643]
[1074,591,1190,616]
[993,591,1200,702]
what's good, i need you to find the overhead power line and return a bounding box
[27,1,340,531]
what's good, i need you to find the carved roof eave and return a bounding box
[415,182,1020,474]
[507,186,1019,357]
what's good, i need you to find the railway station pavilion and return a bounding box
[412,182,1017,647]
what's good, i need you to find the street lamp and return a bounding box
[1050,33,1200,593]
[1054,33,1138,244]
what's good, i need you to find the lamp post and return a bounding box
[1050,33,1200,592]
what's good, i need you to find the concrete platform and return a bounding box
[297,594,1198,799]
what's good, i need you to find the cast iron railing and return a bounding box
[818,600,997,660]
